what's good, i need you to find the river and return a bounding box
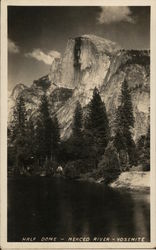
[8,177,150,242]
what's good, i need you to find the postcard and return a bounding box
[1,0,156,249]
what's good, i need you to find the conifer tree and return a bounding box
[52,114,60,160]
[114,80,136,167]
[136,125,150,171]
[72,101,83,138]
[35,118,44,165]
[26,118,36,167]
[10,95,27,140]
[69,101,85,160]
[144,126,150,170]
[97,141,121,184]
[8,95,28,173]
[35,93,60,165]
[85,87,110,165]
[35,94,52,163]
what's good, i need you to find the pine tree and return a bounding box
[118,80,134,129]
[85,87,110,165]
[72,101,83,138]
[35,93,60,165]
[8,95,28,174]
[35,118,45,165]
[144,126,150,170]
[114,80,136,167]
[136,126,150,171]
[52,115,60,160]
[139,126,150,171]
[68,101,84,160]
[97,141,121,184]
[35,94,52,163]
[26,118,36,168]
[10,95,27,140]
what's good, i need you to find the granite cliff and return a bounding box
[8,34,150,141]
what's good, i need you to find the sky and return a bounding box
[8,6,150,91]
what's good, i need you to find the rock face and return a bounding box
[8,34,150,141]
[60,35,121,90]
[110,171,150,190]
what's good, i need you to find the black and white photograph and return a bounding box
[1,0,156,249]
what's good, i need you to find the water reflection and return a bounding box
[8,177,150,242]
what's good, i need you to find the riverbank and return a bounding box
[110,171,150,190]
[8,168,150,191]
[77,171,150,191]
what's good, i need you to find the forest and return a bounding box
[8,80,150,184]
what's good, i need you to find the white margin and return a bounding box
[1,0,156,249]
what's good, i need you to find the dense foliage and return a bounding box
[8,95,28,174]
[97,142,121,184]
[84,87,110,167]
[35,94,60,164]
[8,84,150,181]
[114,80,137,169]
[136,126,150,171]
[8,93,60,175]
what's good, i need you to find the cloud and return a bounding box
[8,39,20,53]
[25,49,61,65]
[97,7,135,24]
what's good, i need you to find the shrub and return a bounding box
[97,142,121,184]
[64,161,80,179]
[64,159,91,178]
[43,159,58,175]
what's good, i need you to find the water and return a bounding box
[8,177,150,242]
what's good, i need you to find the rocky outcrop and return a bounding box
[110,171,150,190]
[100,50,150,140]
[8,34,150,141]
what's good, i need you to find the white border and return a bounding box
[1,0,156,249]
